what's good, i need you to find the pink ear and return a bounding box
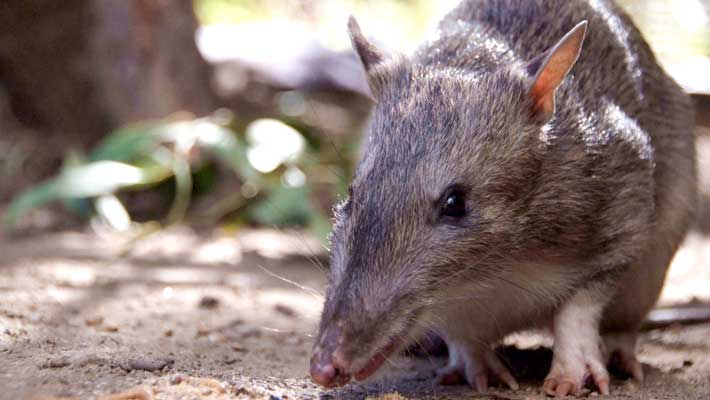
[529,21,587,120]
[347,16,385,73]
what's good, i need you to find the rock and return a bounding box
[241,328,261,338]
[85,316,104,326]
[123,358,174,372]
[198,295,220,309]
[97,387,153,400]
[102,325,119,333]
[223,356,238,365]
[274,304,296,317]
[41,356,71,369]
[231,344,247,353]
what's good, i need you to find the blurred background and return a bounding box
[1,1,709,398]
[1,0,708,240]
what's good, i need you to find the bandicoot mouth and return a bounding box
[353,337,402,381]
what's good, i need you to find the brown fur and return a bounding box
[311,0,696,389]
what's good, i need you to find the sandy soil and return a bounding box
[1,224,709,400]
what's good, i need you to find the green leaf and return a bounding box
[55,161,164,198]
[248,184,312,227]
[3,160,171,230]
[94,194,131,231]
[90,123,161,162]
[194,123,257,180]
[164,154,193,226]
[3,180,60,229]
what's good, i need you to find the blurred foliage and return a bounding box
[193,0,458,51]
[3,111,355,242]
[193,0,709,72]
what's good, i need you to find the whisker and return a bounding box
[330,140,348,165]
[429,246,499,287]
[261,202,329,276]
[293,229,328,274]
[256,264,324,300]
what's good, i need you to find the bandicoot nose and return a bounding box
[310,325,352,387]
[310,352,352,388]
[310,360,337,386]
[309,356,352,387]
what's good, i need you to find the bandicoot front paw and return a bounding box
[545,289,611,397]
[543,354,609,397]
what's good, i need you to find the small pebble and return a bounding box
[683,359,693,367]
[42,356,71,368]
[97,387,152,400]
[232,345,247,353]
[169,374,185,385]
[232,386,252,396]
[242,328,262,338]
[125,358,174,372]
[208,332,228,343]
[623,380,640,389]
[198,296,220,309]
[274,304,296,317]
[85,316,104,326]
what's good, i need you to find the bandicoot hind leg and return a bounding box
[437,340,519,393]
[605,331,644,381]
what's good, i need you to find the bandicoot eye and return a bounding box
[441,189,466,218]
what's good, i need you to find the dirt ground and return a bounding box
[1,222,710,400]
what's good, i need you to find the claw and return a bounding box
[499,370,520,390]
[473,373,488,393]
[436,342,518,392]
[436,368,465,385]
[544,331,610,396]
[588,360,610,395]
[596,378,610,396]
[609,348,644,382]
[627,359,644,382]
[543,378,555,396]
[605,332,644,382]
[543,378,577,397]
[555,380,575,397]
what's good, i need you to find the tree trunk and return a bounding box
[0,0,216,145]
[91,0,216,125]
[0,0,111,144]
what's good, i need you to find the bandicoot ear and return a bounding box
[527,21,588,121]
[347,16,386,74]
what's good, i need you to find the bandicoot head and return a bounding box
[310,17,587,387]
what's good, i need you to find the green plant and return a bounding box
[3,112,353,242]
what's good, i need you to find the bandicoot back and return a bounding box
[310,0,696,396]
